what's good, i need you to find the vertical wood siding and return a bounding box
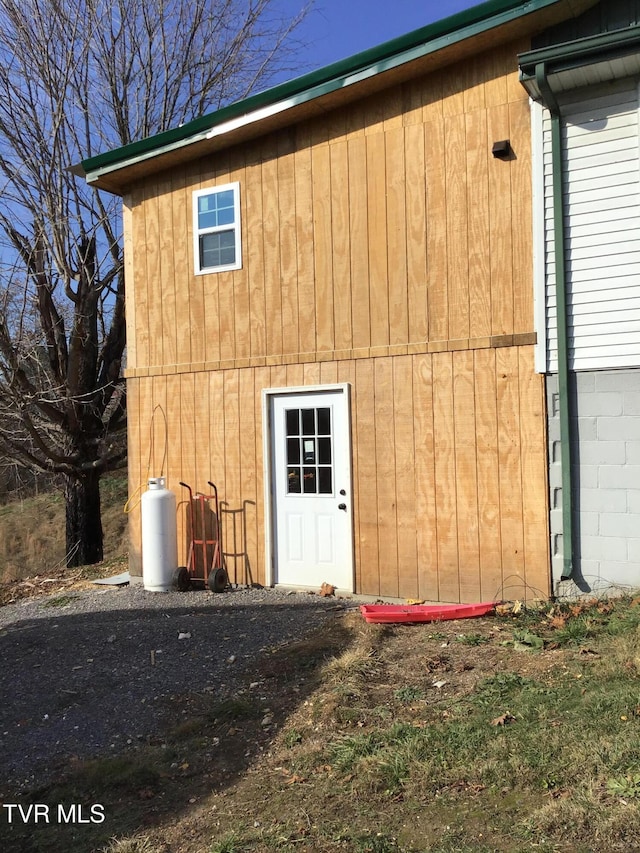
[125,37,550,601]
[128,40,534,371]
[127,346,549,602]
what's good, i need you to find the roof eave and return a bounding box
[84,0,597,194]
[519,25,640,101]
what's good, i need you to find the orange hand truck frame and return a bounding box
[173,481,228,593]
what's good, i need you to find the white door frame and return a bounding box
[262,383,354,590]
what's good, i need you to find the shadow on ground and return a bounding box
[0,588,355,852]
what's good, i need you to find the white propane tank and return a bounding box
[141,477,178,592]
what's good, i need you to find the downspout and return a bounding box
[535,63,573,581]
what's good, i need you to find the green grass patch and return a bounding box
[40,594,80,608]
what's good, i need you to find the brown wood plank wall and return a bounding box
[125,38,550,601]
[128,40,533,373]
[127,346,549,602]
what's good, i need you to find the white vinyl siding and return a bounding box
[540,80,640,372]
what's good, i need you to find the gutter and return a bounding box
[519,25,640,86]
[533,63,574,582]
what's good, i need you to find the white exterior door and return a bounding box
[269,387,354,591]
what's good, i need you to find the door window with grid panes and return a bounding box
[285,406,333,495]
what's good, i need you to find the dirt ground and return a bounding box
[0,582,624,853]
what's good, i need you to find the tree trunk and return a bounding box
[64,470,103,567]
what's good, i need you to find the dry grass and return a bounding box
[0,471,128,588]
[100,837,166,853]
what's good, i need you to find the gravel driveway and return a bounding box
[0,583,352,795]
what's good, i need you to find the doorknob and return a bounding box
[338,503,347,511]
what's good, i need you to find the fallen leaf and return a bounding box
[319,583,336,597]
[491,712,515,727]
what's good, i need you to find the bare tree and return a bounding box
[0,0,309,566]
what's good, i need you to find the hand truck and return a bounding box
[173,481,228,593]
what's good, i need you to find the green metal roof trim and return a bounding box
[83,0,564,180]
[519,24,640,102]
[519,24,640,77]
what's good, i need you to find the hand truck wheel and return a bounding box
[208,567,228,593]
[173,566,191,592]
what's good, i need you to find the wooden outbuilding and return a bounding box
[83,0,601,602]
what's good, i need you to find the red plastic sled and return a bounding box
[360,601,496,624]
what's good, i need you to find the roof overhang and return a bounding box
[83,0,599,195]
[519,25,640,106]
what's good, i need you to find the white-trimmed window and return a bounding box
[193,182,241,274]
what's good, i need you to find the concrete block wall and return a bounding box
[547,369,640,596]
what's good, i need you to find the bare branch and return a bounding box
[0,0,312,563]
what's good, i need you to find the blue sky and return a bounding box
[282,0,483,73]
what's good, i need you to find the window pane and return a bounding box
[318,467,332,494]
[287,468,301,493]
[215,190,235,225]
[287,437,300,465]
[318,437,331,465]
[301,409,315,435]
[198,190,235,229]
[317,407,331,435]
[200,231,236,269]
[303,468,316,493]
[286,409,299,436]
[302,438,315,464]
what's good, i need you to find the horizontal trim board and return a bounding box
[123,333,538,378]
